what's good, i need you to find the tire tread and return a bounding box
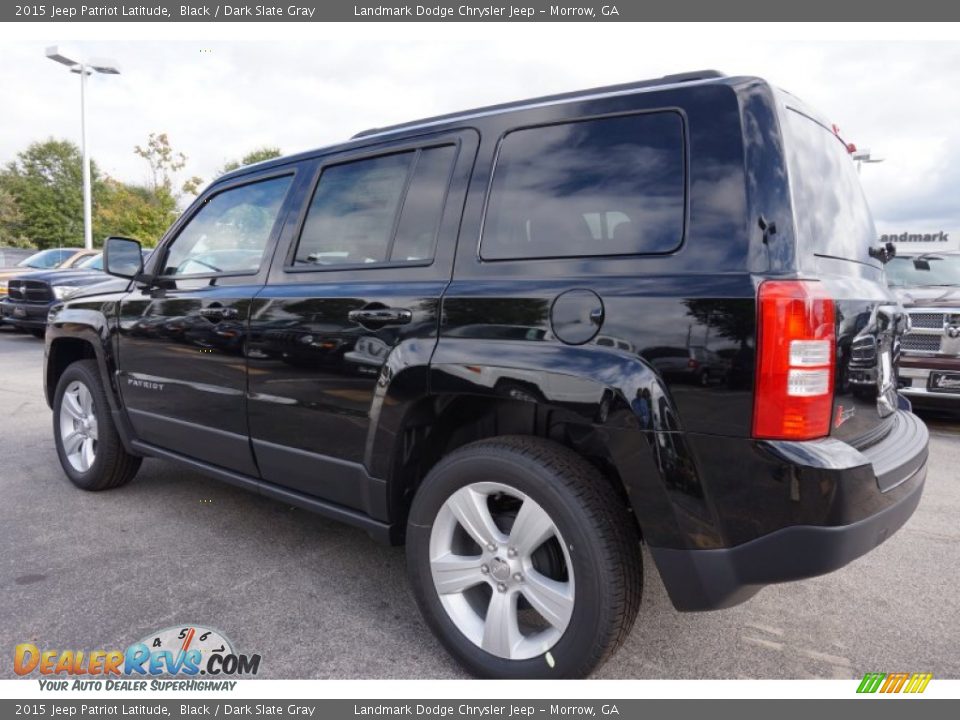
[412,434,642,677]
[54,359,141,491]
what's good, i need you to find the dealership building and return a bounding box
[880,230,959,254]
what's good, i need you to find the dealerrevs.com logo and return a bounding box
[14,625,260,691]
[856,672,933,694]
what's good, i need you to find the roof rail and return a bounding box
[352,70,725,139]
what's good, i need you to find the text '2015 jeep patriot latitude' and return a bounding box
[45,71,928,679]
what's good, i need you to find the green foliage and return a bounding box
[0,185,31,248]
[0,133,203,249]
[219,146,282,176]
[0,139,102,249]
[94,178,177,248]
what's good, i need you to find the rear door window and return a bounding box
[481,112,686,260]
[782,108,878,267]
[292,145,457,268]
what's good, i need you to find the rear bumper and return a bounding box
[650,409,928,611]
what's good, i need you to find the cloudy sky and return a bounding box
[3,27,959,232]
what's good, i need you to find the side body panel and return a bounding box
[432,84,761,551]
[115,167,301,475]
[246,131,479,519]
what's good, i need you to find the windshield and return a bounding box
[885,254,960,287]
[19,248,71,269]
[77,254,104,270]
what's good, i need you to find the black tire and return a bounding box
[406,435,642,679]
[29,327,45,339]
[52,359,142,491]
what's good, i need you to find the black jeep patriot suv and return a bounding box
[44,71,928,679]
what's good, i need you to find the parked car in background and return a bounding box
[0,247,98,300]
[886,251,960,411]
[0,249,150,337]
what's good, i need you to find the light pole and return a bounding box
[45,46,120,251]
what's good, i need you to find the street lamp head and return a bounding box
[46,46,120,75]
[852,149,885,165]
[88,57,121,75]
[45,45,80,68]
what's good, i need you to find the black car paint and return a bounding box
[44,74,927,610]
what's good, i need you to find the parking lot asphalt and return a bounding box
[1,325,958,680]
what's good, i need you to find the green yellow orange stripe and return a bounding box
[858,672,932,694]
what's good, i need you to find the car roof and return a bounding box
[349,70,727,140]
[217,70,744,184]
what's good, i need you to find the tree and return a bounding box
[218,146,282,176]
[0,139,103,249]
[94,178,177,248]
[0,185,30,248]
[134,132,204,199]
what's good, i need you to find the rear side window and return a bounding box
[782,108,877,266]
[293,145,456,268]
[481,112,685,260]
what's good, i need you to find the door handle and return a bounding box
[199,306,239,321]
[348,307,413,326]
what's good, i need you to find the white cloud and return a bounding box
[2,32,958,230]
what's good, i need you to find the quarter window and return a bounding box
[481,112,685,260]
[293,145,456,268]
[162,175,293,276]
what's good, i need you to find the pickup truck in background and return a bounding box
[886,250,960,412]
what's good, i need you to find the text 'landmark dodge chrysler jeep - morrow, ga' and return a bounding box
[43,72,928,678]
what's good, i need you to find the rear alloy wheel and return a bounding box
[407,436,642,678]
[429,481,575,661]
[53,360,142,491]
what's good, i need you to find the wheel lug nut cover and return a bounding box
[497,583,507,593]
[481,564,489,574]
[513,573,523,582]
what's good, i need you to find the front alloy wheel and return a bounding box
[53,359,142,491]
[58,380,98,472]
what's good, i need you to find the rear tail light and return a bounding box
[753,280,835,440]
[688,358,699,369]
